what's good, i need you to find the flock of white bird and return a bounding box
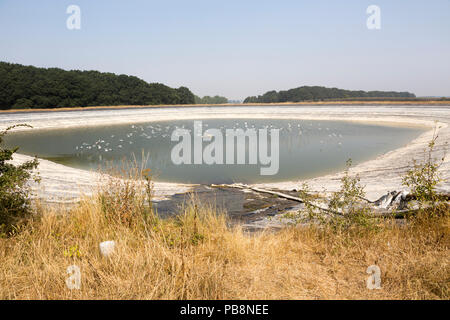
[72,121,345,160]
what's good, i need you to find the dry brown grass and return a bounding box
[0,191,448,300]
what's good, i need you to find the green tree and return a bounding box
[0,125,39,236]
[195,95,229,104]
[0,62,197,109]
[243,86,416,103]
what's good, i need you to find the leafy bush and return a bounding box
[327,160,374,229]
[0,125,39,235]
[402,128,447,214]
[294,160,376,230]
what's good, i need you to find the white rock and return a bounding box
[99,240,116,257]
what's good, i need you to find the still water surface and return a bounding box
[5,119,424,184]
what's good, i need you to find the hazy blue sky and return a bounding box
[1,0,449,100]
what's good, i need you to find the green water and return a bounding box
[5,119,425,184]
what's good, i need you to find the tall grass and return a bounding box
[0,190,448,299]
[0,143,448,300]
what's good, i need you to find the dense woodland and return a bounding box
[194,95,229,104]
[0,62,196,109]
[244,86,416,103]
[1,62,426,110]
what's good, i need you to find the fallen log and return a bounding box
[210,184,437,219]
[359,192,450,204]
[211,184,342,216]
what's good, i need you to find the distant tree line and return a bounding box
[244,86,416,103]
[0,62,196,109]
[194,95,229,104]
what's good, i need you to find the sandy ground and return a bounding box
[1,105,449,204]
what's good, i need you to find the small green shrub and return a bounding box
[327,160,375,230]
[0,124,39,236]
[295,160,377,231]
[402,128,447,215]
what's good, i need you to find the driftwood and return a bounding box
[211,184,446,219]
[360,192,450,205]
[211,183,342,215]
